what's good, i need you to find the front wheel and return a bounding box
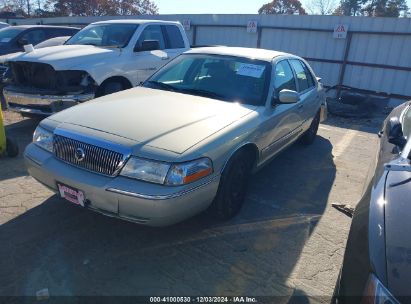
[98,81,124,97]
[300,110,320,145]
[209,152,252,220]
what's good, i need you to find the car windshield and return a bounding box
[144,54,271,106]
[65,24,138,48]
[0,27,24,43]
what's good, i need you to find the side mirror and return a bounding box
[17,37,28,46]
[386,117,407,149]
[134,40,160,52]
[278,89,300,104]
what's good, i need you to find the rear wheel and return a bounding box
[300,110,320,145]
[209,152,252,220]
[6,137,18,157]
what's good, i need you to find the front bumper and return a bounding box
[4,88,94,116]
[24,143,220,227]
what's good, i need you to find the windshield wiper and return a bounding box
[146,81,178,92]
[180,88,228,101]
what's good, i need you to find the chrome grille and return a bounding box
[53,135,125,176]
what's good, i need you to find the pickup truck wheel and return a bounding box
[300,110,320,145]
[209,152,252,220]
[100,81,124,96]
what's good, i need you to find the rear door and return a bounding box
[162,25,187,61]
[289,59,319,126]
[132,24,169,83]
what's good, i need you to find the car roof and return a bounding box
[9,25,79,30]
[186,46,293,62]
[92,19,181,26]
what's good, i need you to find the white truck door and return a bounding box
[132,24,170,83]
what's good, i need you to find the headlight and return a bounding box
[362,273,399,304]
[120,157,213,186]
[120,157,171,184]
[33,126,53,153]
[165,158,213,186]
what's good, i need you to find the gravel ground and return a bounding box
[0,109,383,302]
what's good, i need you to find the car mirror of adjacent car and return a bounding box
[134,40,160,52]
[277,89,300,104]
[17,38,28,47]
[386,117,407,150]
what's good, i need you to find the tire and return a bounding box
[209,152,253,220]
[100,81,124,96]
[300,110,320,145]
[6,137,18,157]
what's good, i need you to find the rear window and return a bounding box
[163,25,185,49]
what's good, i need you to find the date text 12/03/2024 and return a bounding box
[149,297,258,303]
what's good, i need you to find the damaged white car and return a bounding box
[3,19,190,116]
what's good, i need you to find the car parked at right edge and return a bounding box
[334,100,411,304]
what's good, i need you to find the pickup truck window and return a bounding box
[21,29,46,45]
[290,59,315,92]
[66,24,138,48]
[274,60,297,96]
[145,54,271,106]
[163,25,185,49]
[136,25,166,50]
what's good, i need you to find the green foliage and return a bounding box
[0,0,159,17]
[334,0,408,16]
[258,0,307,15]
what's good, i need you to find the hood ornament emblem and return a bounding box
[74,148,86,162]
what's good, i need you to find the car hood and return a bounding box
[6,44,120,70]
[384,169,411,298]
[47,87,257,154]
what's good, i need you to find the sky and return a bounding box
[154,0,272,14]
[154,0,411,14]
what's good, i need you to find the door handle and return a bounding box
[161,56,169,60]
[297,104,304,109]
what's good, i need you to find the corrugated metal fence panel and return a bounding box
[3,14,411,101]
[260,29,345,60]
[196,27,257,47]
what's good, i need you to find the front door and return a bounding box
[132,25,170,84]
[260,59,304,163]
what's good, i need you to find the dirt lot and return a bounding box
[0,110,383,302]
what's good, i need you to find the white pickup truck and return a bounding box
[3,20,190,116]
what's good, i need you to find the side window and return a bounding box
[136,25,165,50]
[21,29,47,45]
[48,28,78,38]
[163,25,185,49]
[290,59,315,92]
[274,60,297,96]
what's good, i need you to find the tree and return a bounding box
[306,0,337,14]
[362,0,408,16]
[258,0,307,15]
[337,0,364,15]
[44,0,158,16]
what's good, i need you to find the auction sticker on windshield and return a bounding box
[57,183,85,207]
[237,64,265,78]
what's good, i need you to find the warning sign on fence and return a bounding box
[182,19,191,31]
[333,24,349,39]
[247,20,258,33]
